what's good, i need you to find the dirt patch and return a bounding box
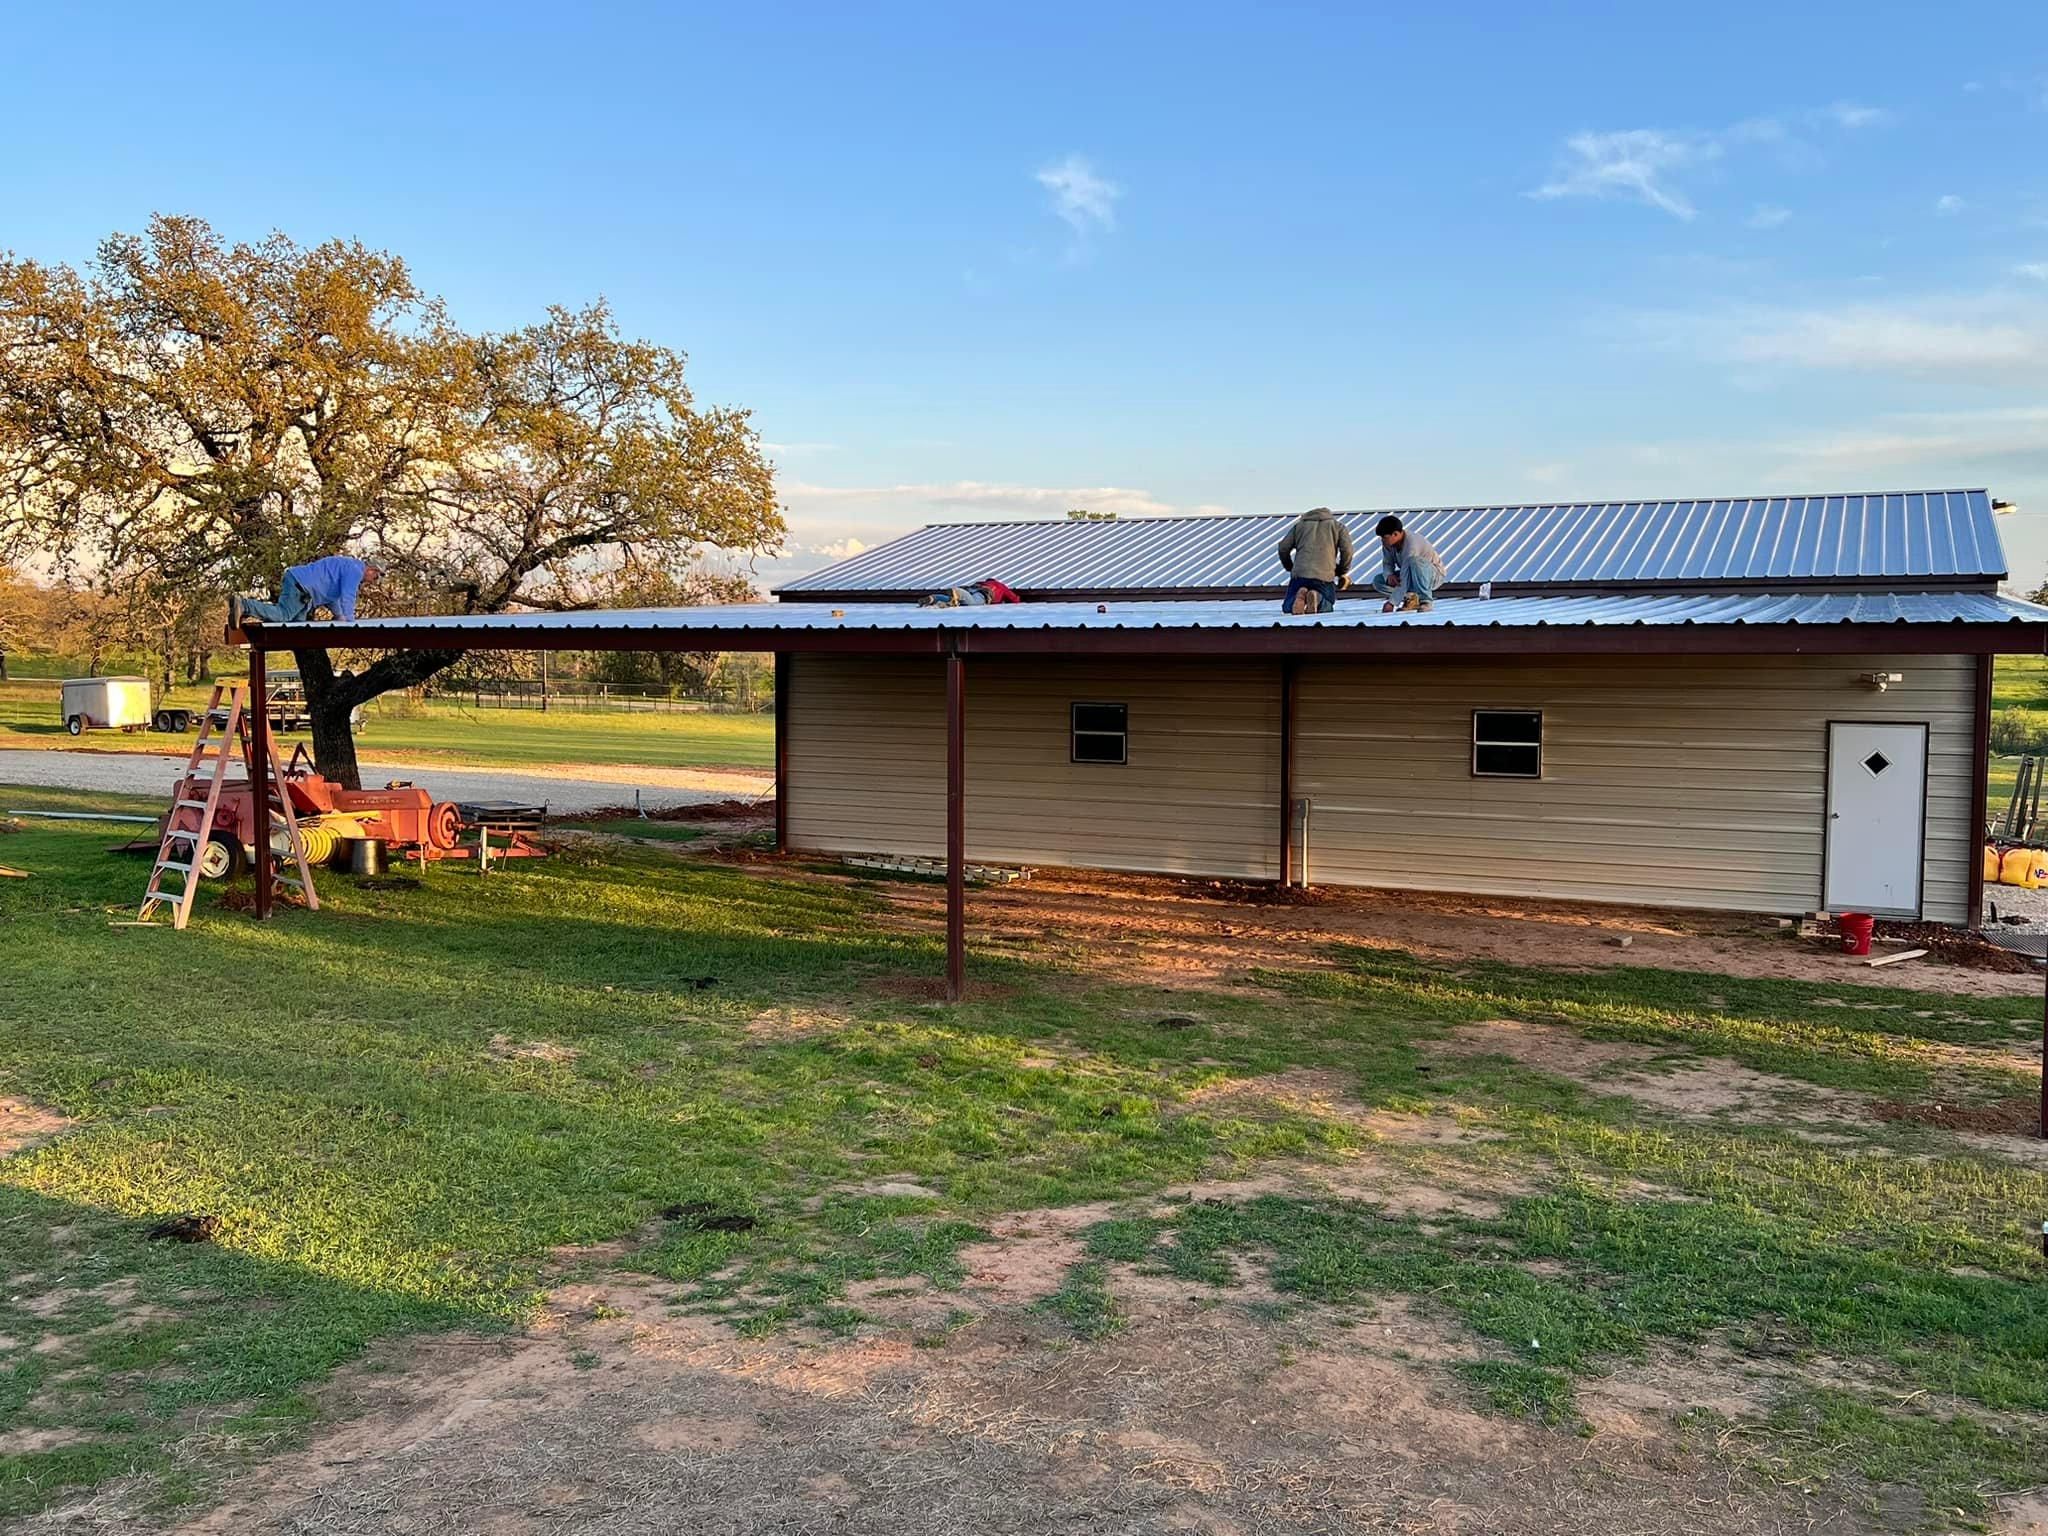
[1991,1490,2048,1536]
[869,974,1020,1005]
[781,861,2044,1001]
[0,1094,73,1157]
[146,1244,1905,1536]
[1869,918,2043,975]
[1873,1094,2041,1136]
[745,1005,854,1041]
[957,1201,1126,1304]
[1438,1018,1865,1125]
[1581,1345,1777,1442]
[0,1427,94,1453]
[19,1277,140,1321]
[1182,1066,1372,1120]
[486,1034,580,1065]
[555,797,772,826]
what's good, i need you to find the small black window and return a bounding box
[1071,702,1128,764]
[1472,709,1542,779]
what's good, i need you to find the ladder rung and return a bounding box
[154,861,193,876]
[175,798,212,809]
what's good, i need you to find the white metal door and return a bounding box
[1823,722,1928,916]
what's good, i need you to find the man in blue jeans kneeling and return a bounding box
[231,555,382,632]
[1276,506,1354,615]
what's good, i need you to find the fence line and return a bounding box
[407,682,770,715]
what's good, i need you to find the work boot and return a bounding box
[1417,600,1435,612]
[1401,592,1423,612]
[1381,600,1396,613]
[1291,588,1316,615]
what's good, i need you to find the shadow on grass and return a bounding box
[0,1184,476,1520]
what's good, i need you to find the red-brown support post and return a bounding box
[774,652,790,853]
[1967,650,1993,930]
[1278,659,1297,886]
[945,649,966,1002]
[249,646,272,921]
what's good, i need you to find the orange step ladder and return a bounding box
[139,683,320,929]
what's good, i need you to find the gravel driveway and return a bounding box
[0,748,771,815]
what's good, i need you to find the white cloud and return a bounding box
[761,441,839,458]
[1963,80,1985,93]
[1523,462,1571,485]
[2016,262,2048,281]
[1531,129,1714,219]
[1747,203,1793,229]
[1634,293,2048,376]
[1035,155,1121,235]
[1935,193,1966,216]
[1533,101,1890,221]
[808,536,868,561]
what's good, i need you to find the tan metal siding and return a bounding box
[785,654,1280,878]
[785,650,1975,923]
[1295,653,1973,921]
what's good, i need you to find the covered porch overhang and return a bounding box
[236,590,2048,1002]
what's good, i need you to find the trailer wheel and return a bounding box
[154,710,174,733]
[170,710,191,732]
[65,715,83,736]
[198,834,245,881]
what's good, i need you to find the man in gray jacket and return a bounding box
[1276,506,1354,614]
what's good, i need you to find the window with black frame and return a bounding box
[1071,702,1128,764]
[1472,709,1542,778]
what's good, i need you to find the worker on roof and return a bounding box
[1371,515,1447,614]
[919,577,1022,608]
[231,556,383,632]
[1277,506,1353,615]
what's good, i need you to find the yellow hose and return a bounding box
[273,822,339,866]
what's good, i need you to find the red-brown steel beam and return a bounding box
[774,652,790,853]
[1278,659,1297,886]
[1967,651,1993,930]
[946,649,965,1002]
[249,647,272,921]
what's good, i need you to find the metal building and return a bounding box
[253,486,2048,999]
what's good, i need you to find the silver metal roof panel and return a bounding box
[776,489,2004,596]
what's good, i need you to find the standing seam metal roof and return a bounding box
[775,490,2004,595]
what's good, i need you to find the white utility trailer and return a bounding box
[60,676,154,736]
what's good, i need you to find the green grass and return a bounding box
[0,677,772,772]
[1991,653,2048,714]
[586,817,708,843]
[3,791,2046,1524]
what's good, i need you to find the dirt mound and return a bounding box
[1873,1094,2041,1136]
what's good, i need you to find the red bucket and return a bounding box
[1838,912,1875,956]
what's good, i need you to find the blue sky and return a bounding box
[5,2,2047,587]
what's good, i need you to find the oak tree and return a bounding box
[0,216,782,785]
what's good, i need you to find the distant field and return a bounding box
[1989,655,2048,823]
[0,676,773,771]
